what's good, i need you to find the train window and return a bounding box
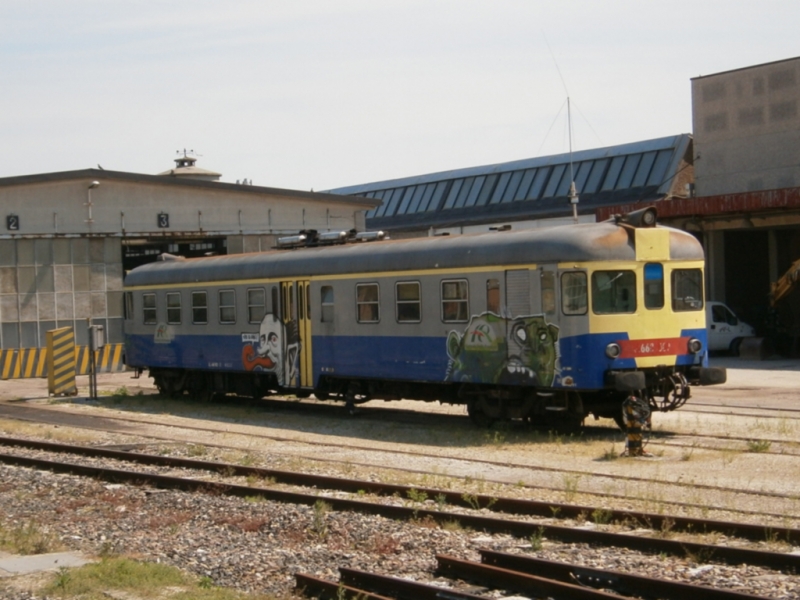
[166,292,181,324]
[192,291,207,324]
[486,279,500,313]
[219,290,236,324]
[672,269,704,311]
[644,263,664,309]
[441,279,469,322]
[396,282,421,323]
[591,270,636,314]
[142,293,156,325]
[247,288,266,323]
[124,292,133,320]
[321,286,334,323]
[561,272,588,315]
[356,283,380,323]
[541,271,556,315]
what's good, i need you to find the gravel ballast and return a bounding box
[1,462,799,599]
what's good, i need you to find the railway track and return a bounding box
[678,406,800,421]
[1,435,799,573]
[0,434,798,546]
[642,431,800,458]
[296,551,774,600]
[686,400,800,415]
[1,401,799,524]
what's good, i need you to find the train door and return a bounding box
[279,280,313,389]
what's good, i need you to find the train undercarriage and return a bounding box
[147,364,720,432]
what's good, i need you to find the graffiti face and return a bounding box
[257,316,282,367]
[242,313,302,388]
[446,312,559,387]
[242,314,285,384]
[506,317,559,386]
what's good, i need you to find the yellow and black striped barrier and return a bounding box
[47,327,77,396]
[75,344,126,376]
[0,347,48,380]
[0,342,126,381]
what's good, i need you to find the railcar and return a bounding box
[123,207,726,428]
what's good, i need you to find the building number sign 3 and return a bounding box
[158,213,170,228]
[6,215,19,231]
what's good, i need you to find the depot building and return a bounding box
[0,155,377,352]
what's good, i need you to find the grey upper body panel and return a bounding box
[124,222,704,288]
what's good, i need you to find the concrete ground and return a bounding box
[710,355,800,388]
[0,552,92,577]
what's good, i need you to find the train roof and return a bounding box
[124,220,705,288]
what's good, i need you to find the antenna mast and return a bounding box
[567,97,579,223]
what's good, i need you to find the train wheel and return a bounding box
[196,388,214,403]
[343,383,369,415]
[155,371,184,399]
[467,399,495,428]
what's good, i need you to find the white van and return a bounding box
[706,301,756,354]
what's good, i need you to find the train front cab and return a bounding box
[561,223,727,427]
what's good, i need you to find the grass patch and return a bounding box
[42,557,274,599]
[591,508,613,525]
[0,418,99,445]
[0,520,61,555]
[187,444,209,457]
[311,500,331,540]
[440,519,465,532]
[528,527,545,551]
[598,445,619,461]
[746,439,772,453]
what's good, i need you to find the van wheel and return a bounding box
[730,338,743,356]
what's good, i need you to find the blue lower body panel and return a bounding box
[126,325,707,392]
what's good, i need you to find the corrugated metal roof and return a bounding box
[328,135,691,230]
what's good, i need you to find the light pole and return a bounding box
[86,180,100,225]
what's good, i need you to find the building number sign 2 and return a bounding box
[6,215,19,231]
[158,213,170,228]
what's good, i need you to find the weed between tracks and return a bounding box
[746,439,772,453]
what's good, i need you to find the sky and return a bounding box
[1,1,797,191]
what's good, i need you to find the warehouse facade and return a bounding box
[0,158,376,354]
